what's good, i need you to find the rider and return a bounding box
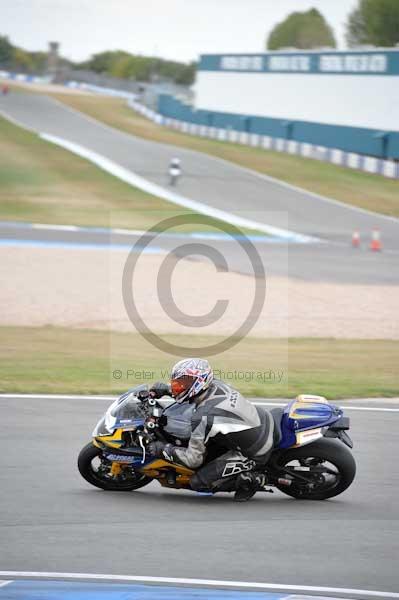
[148,358,275,502]
[169,157,181,170]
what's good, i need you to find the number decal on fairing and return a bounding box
[222,460,255,477]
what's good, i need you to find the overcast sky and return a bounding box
[1,0,358,63]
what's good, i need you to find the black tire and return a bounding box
[77,442,152,491]
[274,438,356,500]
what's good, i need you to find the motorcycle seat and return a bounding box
[270,407,284,446]
[255,406,283,448]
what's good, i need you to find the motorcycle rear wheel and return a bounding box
[78,442,152,491]
[274,438,356,500]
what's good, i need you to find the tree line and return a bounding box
[0,36,196,85]
[1,0,397,84]
[267,0,399,50]
[78,51,196,85]
[0,35,60,74]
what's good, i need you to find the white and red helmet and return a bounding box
[170,358,213,403]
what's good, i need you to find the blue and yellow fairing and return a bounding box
[93,428,194,488]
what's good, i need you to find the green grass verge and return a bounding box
[1,326,398,398]
[0,114,257,235]
[48,93,399,218]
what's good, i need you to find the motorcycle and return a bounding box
[169,165,181,186]
[78,386,356,500]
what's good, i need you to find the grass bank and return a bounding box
[48,93,399,218]
[0,115,249,235]
[1,326,398,398]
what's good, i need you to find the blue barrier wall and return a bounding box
[158,94,399,160]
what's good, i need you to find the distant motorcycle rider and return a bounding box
[148,358,275,502]
[169,157,181,170]
[168,157,181,186]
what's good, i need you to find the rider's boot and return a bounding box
[234,472,266,502]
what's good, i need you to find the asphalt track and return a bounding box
[1,221,398,286]
[1,395,398,597]
[0,92,398,596]
[0,91,398,285]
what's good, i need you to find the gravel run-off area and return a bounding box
[2,245,399,339]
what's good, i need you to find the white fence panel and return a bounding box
[275,138,285,152]
[311,146,327,160]
[331,149,343,165]
[287,141,298,154]
[217,129,227,141]
[347,153,360,169]
[261,136,271,149]
[383,160,396,178]
[363,156,378,173]
[249,134,259,147]
[300,143,312,157]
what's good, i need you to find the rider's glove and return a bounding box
[147,441,166,457]
[149,382,172,399]
[147,441,175,461]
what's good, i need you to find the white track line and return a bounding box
[283,597,347,600]
[0,394,398,412]
[239,404,394,412]
[0,221,283,243]
[2,100,398,231]
[3,88,315,244]
[39,132,315,244]
[0,581,12,588]
[0,108,36,133]
[48,95,399,226]
[0,393,115,401]
[110,228,149,236]
[32,223,79,232]
[253,402,399,413]
[0,571,397,599]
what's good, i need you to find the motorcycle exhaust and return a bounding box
[277,478,292,487]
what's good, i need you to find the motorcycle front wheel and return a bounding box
[77,442,152,491]
[274,438,356,500]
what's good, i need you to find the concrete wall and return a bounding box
[158,94,399,159]
[157,50,399,159]
[195,50,399,133]
[195,71,399,132]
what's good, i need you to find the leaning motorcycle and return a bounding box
[78,386,356,500]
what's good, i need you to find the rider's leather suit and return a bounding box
[164,379,275,492]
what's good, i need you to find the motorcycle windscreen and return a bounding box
[110,396,146,429]
[93,416,110,437]
[93,386,147,436]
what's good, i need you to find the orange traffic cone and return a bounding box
[352,231,360,248]
[370,229,382,252]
